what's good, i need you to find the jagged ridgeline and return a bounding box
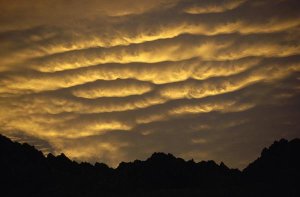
[0,134,299,197]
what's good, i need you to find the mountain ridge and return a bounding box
[0,134,299,197]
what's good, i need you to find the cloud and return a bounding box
[22,32,299,72]
[71,79,154,98]
[0,57,260,95]
[183,0,246,14]
[1,0,300,72]
[0,0,300,169]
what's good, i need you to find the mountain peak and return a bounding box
[243,138,300,181]
[148,152,176,161]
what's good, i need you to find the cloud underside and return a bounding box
[0,0,300,168]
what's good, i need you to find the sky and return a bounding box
[0,0,300,169]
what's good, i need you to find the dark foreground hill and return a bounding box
[0,134,299,197]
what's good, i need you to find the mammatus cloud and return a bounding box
[0,0,300,168]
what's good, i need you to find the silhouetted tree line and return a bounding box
[0,134,299,197]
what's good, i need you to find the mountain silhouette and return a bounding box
[242,138,300,196]
[0,134,299,197]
